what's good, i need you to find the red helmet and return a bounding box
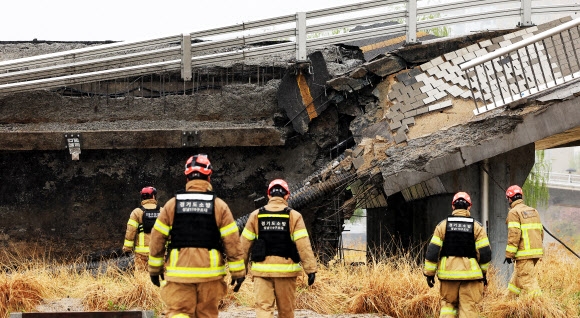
[452,191,472,207]
[184,154,213,178]
[268,179,290,198]
[506,185,523,199]
[141,186,157,199]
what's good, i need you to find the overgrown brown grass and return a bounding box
[0,242,578,317]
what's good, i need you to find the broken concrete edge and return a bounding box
[0,126,288,151]
[379,95,580,196]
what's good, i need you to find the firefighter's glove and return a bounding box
[307,273,316,286]
[150,275,161,287]
[503,257,513,264]
[231,277,245,293]
[426,275,435,288]
[482,273,488,286]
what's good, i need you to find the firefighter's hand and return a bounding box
[150,275,161,287]
[231,277,245,292]
[482,273,488,286]
[307,273,316,286]
[503,257,513,264]
[426,276,435,288]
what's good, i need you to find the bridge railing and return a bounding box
[0,0,577,95]
[460,16,580,114]
[545,172,580,188]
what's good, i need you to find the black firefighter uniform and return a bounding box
[241,196,317,318]
[123,198,160,270]
[505,199,544,296]
[424,209,492,318]
[148,179,245,318]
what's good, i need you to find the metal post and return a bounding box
[481,159,489,234]
[520,0,533,27]
[181,34,192,81]
[296,12,307,62]
[406,0,417,44]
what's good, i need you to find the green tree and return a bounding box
[523,150,550,208]
[348,208,365,225]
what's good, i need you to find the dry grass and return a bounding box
[0,242,578,317]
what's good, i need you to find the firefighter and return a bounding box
[504,185,544,297]
[122,186,160,271]
[148,154,246,318]
[240,179,317,318]
[423,192,492,318]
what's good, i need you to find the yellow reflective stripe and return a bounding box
[521,223,543,230]
[135,246,149,253]
[124,240,134,248]
[258,214,290,218]
[424,260,437,271]
[430,235,443,246]
[153,220,170,236]
[508,222,521,229]
[127,219,139,227]
[292,229,308,241]
[437,258,482,280]
[251,263,303,273]
[170,249,179,268]
[166,265,226,278]
[242,228,256,241]
[172,314,190,318]
[506,245,518,253]
[475,237,490,249]
[440,305,457,316]
[515,248,543,258]
[148,255,164,267]
[479,262,490,271]
[228,259,245,272]
[508,283,521,295]
[521,223,542,251]
[220,222,238,237]
[137,232,145,246]
[209,249,219,269]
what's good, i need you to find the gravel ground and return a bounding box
[35,299,389,317]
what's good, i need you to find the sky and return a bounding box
[0,0,365,42]
[1,1,575,42]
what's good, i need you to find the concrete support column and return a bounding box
[366,144,536,286]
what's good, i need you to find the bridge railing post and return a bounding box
[181,34,192,81]
[520,0,533,27]
[405,0,418,44]
[296,12,307,62]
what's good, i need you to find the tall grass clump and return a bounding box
[0,241,579,318]
[0,273,44,317]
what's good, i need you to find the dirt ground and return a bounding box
[35,299,389,317]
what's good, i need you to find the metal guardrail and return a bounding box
[460,17,580,114]
[0,0,577,95]
[546,172,580,188]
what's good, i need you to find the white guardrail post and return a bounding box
[296,12,308,62]
[181,34,192,81]
[521,0,533,27]
[406,0,417,44]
